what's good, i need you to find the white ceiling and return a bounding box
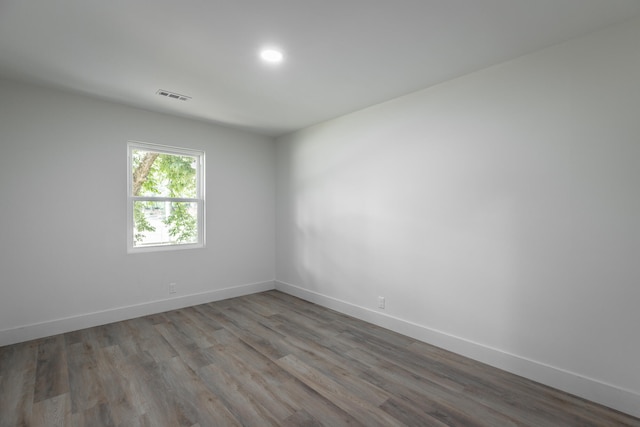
[1,0,640,137]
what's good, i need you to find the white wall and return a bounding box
[0,79,276,345]
[275,17,640,416]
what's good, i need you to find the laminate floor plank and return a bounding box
[70,401,116,427]
[277,353,405,427]
[197,363,280,426]
[1,290,639,427]
[240,293,282,318]
[281,332,392,407]
[162,309,216,349]
[123,317,178,363]
[378,396,454,427]
[0,341,38,427]
[204,326,352,424]
[208,304,295,361]
[33,335,69,403]
[204,332,361,426]
[31,393,72,427]
[280,409,323,427]
[156,357,242,427]
[90,323,120,349]
[406,340,630,427]
[98,345,146,422]
[179,305,226,333]
[153,323,211,371]
[205,338,295,397]
[264,292,354,333]
[279,378,366,427]
[65,340,107,415]
[346,347,525,427]
[93,346,140,425]
[131,354,200,427]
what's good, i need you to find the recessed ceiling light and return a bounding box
[260,49,284,63]
[156,89,191,101]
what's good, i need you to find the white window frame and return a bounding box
[127,141,205,253]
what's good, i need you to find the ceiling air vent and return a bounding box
[156,89,191,101]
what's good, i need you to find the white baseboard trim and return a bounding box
[0,280,275,347]
[274,280,640,419]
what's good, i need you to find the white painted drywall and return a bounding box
[0,79,275,343]
[276,17,640,415]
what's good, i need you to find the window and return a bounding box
[127,141,205,252]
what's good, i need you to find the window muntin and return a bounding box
[127,141,204,252]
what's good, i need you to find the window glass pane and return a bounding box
[131,150,197,198]
[133,201,198,247]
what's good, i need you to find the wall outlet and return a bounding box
[169,282,177,294]
[378,296,385,309]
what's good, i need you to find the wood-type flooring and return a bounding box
[1,290,638,426]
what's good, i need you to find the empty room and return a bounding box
[1,1,639,426]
